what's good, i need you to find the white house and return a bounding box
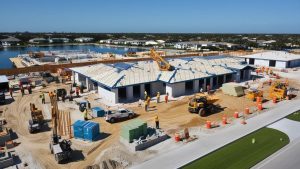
[242,51,300,68]
[99,39,112,44]
[1,37,21,46]
[145,40,159,46]
[29,38,49,44]
[74,37,94,42]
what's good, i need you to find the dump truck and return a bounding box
[188,93,219,116]
[246,88,263,101]
[269,81,287,100]
[28,103,44,133]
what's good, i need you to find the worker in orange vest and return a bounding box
[165,92,169,103]
[268,79,272,86]
[76,87,80,97]
[147,96,151,107]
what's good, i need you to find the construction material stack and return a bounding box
[73,120,100,141]
[221,82,245,97]
[120,119,147,143]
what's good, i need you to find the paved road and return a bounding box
[253,138,300,169]
[131,99,300,169]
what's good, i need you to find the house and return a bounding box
[70,56,253,104]
[50,38,69,43]
[0,36,21,46]
[257,40,276,47]
[145,40,159,46]
[74,37,94,43]
[242,51,300,68]
[99,39,112,44]
[127,40,147,46]
[29,38,49,44]
[174,41,214,50]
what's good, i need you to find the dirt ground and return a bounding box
[1,70,300,169]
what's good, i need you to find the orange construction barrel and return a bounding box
[206,121,211,129]
[245,107,250,114]
[256,97,262,104]
[257,103,263,111]
[234,112,239,118]
[174,133,180,142]
[273,97,277,103]
[222,116,227,125]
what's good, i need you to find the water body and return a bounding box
[0,45,145,69]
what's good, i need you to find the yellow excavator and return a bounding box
[150,49,174,71]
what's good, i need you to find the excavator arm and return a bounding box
[150,49,174,71]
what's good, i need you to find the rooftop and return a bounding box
[70,56,250,88]
[241,51,300,61]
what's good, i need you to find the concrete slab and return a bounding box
[267,118,300,141]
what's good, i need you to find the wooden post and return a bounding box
[68,111,72,139]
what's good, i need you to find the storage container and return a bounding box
[83,121,100,141]
[91,107,105,117]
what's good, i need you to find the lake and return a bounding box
[0,45,145,69]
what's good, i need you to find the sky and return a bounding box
[0,0,300,33]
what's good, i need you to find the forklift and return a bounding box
[49,94,72,164]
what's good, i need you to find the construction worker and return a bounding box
[41,93,45,104]
[165,92,169,103]
[147,96,151,107]
[21,87,24,97]
[154,115,159,129]
[27,85,32,94]
[76,86,80,97]
[144,100,148,112]
[268,79,272,86]
[9,87,13,98]
[156,92,160,103]
[144,91,148,100]
[200,87,203,93]
[84,108,88,121]
[207,85,211,94]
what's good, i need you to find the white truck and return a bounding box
[105,108,135,123]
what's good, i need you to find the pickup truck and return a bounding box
[105,109,135,123]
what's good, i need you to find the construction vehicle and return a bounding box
[246,88,263,101]
[149,49,174,71]
[188,93,219,116]
[49,94,72,164]
[269,81,287,100]
[28,103,44,133]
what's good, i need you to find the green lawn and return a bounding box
[183,128,289,169]
[286,110,300,122]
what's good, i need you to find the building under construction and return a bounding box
[70,55,253,104]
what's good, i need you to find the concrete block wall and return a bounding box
[150,82,165,96]
[98,85,118,104]
[290,59,300,67]
[166,82,185,97]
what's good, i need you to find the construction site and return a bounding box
[0,49,300,169]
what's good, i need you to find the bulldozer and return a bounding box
[246,89,263,101]
[28,103,45,133]
[188,93,219,116]
[149,49,174,71]
[269,81,287,100]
